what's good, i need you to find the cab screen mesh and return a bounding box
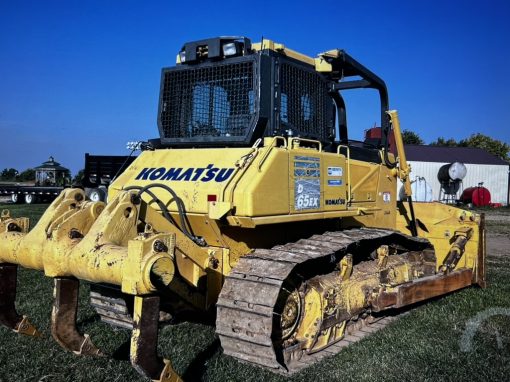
[160,61,255,139]
[280,63,330,141]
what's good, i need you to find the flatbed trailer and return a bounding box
[0,183,64,204]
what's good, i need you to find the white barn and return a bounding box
[400,145,510,205]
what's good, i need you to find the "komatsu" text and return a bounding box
[135,165,235,183]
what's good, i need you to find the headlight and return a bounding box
[126,141,141,150]
[222,42,237,57]
[179,51,186,63]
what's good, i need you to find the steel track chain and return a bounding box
[216,228,427,373]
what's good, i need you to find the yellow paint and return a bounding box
[0,209,29,233]
[14,316,41,337]
[252,39,316,66]
[1,132,483,302]
[107,139,394,229]
[252,39,336,73]
[295,286,323,349]
[0,189,177,295]
[1,119,484,313]
[387,110,412,196]
[130,295,144,363]
[158,360,183,382]
[396,201,482,272]
[130,296,183,382]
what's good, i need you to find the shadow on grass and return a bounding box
[109,333,221,381]
[182,337,221,381]
[112,340,131,361]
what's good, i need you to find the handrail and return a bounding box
[221,147,259,203]
[257,136,287,171]
[337,144,351,203]
[290,137,322,152]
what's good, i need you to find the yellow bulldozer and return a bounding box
[0,37,485,381]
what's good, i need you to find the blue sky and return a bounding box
[1,0,509,174]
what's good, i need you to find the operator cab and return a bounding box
[151,36,392,165]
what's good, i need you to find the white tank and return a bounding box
[438,162,467,182]
[449,162,467,180]
[399,177,433,202]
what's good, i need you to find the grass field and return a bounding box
[0,203,509,382]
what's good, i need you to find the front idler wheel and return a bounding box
[280,289,302,341]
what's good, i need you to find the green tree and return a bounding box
[73,169,84,184]
[55,170,72,186]
[401,130,424,145]
[16,168,35,182]
[459,133,510,161]
[1,168,18,181]
[430,134,509,162]
[430,137,459,147]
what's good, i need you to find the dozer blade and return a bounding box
[131,295,182,382]
[51,277,102,356]
[0,263,40,336]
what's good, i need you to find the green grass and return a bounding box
[1,203,509,381]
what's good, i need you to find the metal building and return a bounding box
[401,145,510,205]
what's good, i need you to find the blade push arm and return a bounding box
[387,110,418,236]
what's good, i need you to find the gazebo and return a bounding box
[34,156,70,186]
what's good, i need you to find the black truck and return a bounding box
[81,153,136,202]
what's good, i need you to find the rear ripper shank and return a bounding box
[0,37,486,381]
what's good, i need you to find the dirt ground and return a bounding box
[483,210,510,257]
[487,232,509,257]
[487,231,510,257]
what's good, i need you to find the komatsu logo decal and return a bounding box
[135,165,235,183]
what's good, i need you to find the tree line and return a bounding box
[0,168,35,182]
[0,168,78,183]
[401,131,510,162]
